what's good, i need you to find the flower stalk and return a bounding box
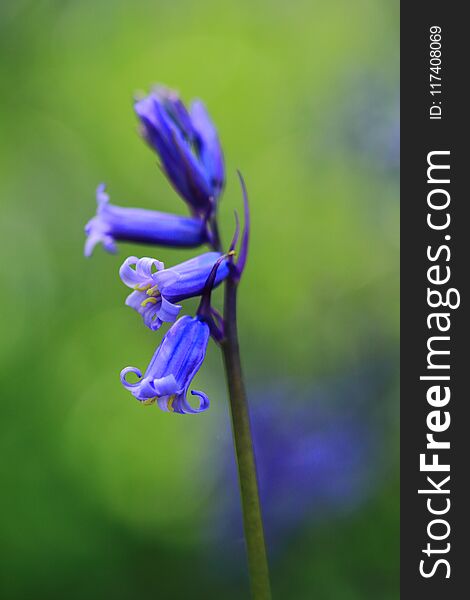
[221,275,271,600]
[211,173,271,598]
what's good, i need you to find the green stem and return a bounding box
[221,276,271,600]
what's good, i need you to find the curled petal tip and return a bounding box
[119,256,141,287]
[189,390,210,413]
[120,367,143,388]
[119,256,163,288]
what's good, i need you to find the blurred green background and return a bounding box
[0,0,399,598]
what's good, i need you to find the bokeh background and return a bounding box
[0,0,399,598]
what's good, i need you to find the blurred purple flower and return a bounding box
[251,397,373,527]
[84,184,209,256]
[120,315,210,414]
[213,375,384,549]
[135,86,225,217]
[119,252,230,331]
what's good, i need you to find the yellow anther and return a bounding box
[167,396,175,412]
[146,285,160,297]
[141,297,158,307]
[227,250,236,257]
[134,283,151,292]
[142,397,156,406]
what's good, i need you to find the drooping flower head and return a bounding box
[119,252,230,331]
[120,315,210,414]
[135,87,225,218]
[84,184,208,257]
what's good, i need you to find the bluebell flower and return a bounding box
[119,251,230,331]
[135,87,224,217]
[120,315,210,414]
[84,184,208,257]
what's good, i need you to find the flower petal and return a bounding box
[96,183,110,206]
[135,377,160,400]
[152,374,179,397]
[190,100,225,197]
[84,229,117,257]
[120,367,143,389]
[135,256,164,280]
[155,252,229,300]
[119,257,142,287]
[157,296,182,323]
[143,308,163,331]
[119,256,163,288]
[152,268,181,290]
[189,390,210,412]
[124,290,145,310]
[135,90,217,216]
[171,390,210,414]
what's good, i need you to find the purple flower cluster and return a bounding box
[135,87,224,218]
[85,85,248,414]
